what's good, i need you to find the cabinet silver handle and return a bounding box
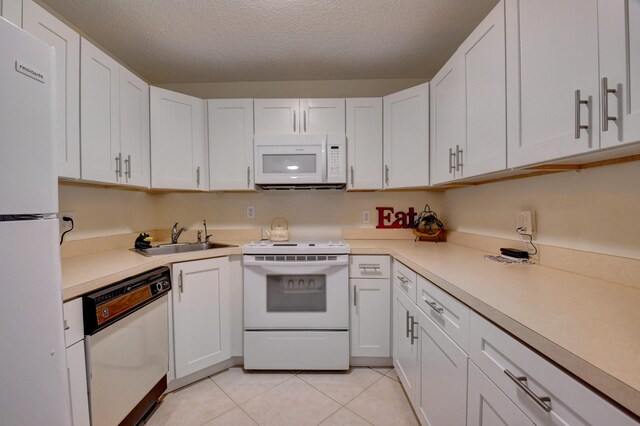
[504,369,552,413]
[196,166,200,187]
[293,110,296,132]
[456,145,463,172]
[303,110,307,132]
[350,166,354,187]
[359,264,381,271]
[385,165,389,185]
[353,285,357,307]
[247,166,251,188]
[410,317,418,345]
[64,320,70,331]
[124,154,131,179]
[423,297,444,314]
[179,270,184,293]
[574,90,589,139]
[601,77,617,132]
[115,153,122,178]
[405,310,411,338]
[448,148,455,174]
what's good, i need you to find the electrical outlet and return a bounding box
[516,210,535,236]
[362,210,371,224]
[247,206,256,219]
[59,211,75,235]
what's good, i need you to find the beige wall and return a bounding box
[152,191,440,240]
[442,161,640,259]
[157,78,428,99]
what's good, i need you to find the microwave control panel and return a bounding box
[327,143,346,183]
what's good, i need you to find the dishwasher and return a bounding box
[83,267,171,426]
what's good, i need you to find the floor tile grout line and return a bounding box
[198,378,240,426]
[210,368,295,406]
[341,406,376,426]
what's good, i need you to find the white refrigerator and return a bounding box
[0,17,73,426]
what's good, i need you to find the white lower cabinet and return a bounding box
[350,255,391,357]
[467,360,533,426]
[470,311,636,426]
[172,257,231,379]
[393,284,420,404]
[416,308,468,426]
[63,298,90,426]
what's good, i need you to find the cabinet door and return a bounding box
[417,309,468,426]
[430,54,464,185]
[383,83,430,188]
[346,98,383,190]
[467,361,534,426]
[208,99,255,191]
[150,86,206,190]
[172,258,231,378]
[350,278,390,357]
[80,38,120,184]
[392,284,419,405]
[0,0,22,26]
[300,98,345,134]
[66,341,90,426]
[23,0,80,179]
[460,0,507,178]
[599,0,640,148]
[254,99,299,134]
[506,0,600,168]
[119,67,149,187]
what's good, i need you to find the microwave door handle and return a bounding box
[321,140,327,182]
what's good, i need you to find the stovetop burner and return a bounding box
[243,240,350,254]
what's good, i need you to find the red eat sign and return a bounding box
[376,207,417,229]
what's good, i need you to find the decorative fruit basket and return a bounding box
[412,204,446,242]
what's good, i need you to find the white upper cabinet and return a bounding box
[0,0,22,26]
[254,98,345,135]
[119,68,150,187]
[300,98,345,134]
[598,0,640,148]
[506,0,600,168]
[22,0,80,179]
[81,38,149,187]
[254,99,300,134]
[80,38,120,184]
[383,83,430,188]
[430,54,465,185]
[459,0,507,178]
[150,87,208,190]
[346,98,383,190]
[208,99,255,191]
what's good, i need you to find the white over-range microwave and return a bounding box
[253,134,346,189]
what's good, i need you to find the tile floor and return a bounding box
[146,367,419,426]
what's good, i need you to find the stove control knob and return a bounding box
[249,241,257,246]
[156,282,163,292]
[328,241,334,246]
[338,240,345,246]
[259,240,267,246]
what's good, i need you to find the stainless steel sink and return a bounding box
[132,242,236,257]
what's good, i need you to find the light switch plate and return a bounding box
[362,210,371,224]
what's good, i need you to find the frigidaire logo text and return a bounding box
[19,64,43,80]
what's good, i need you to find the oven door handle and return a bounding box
[244,264,345,274]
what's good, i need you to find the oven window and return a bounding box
[266,274,326,312]
[263,154,317,174]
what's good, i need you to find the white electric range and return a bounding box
[242,240,350,370]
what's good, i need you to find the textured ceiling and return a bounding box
[41,0,499,84]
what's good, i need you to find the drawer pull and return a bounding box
[504,369,552,413]
[64,320,70,331]
[359,264,381,271]
[410,317,418,345]
[397,275,409,285]
[423,298,444,314]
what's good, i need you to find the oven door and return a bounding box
[254,134,327,184]
[243,255,348,329]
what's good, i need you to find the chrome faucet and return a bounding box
[171,222,188,244]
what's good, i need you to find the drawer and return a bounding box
[349,255,391,279]
[416,275,470,353]
[392,260,417,304]
[470,312,636,426]
[63,298,84,348]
